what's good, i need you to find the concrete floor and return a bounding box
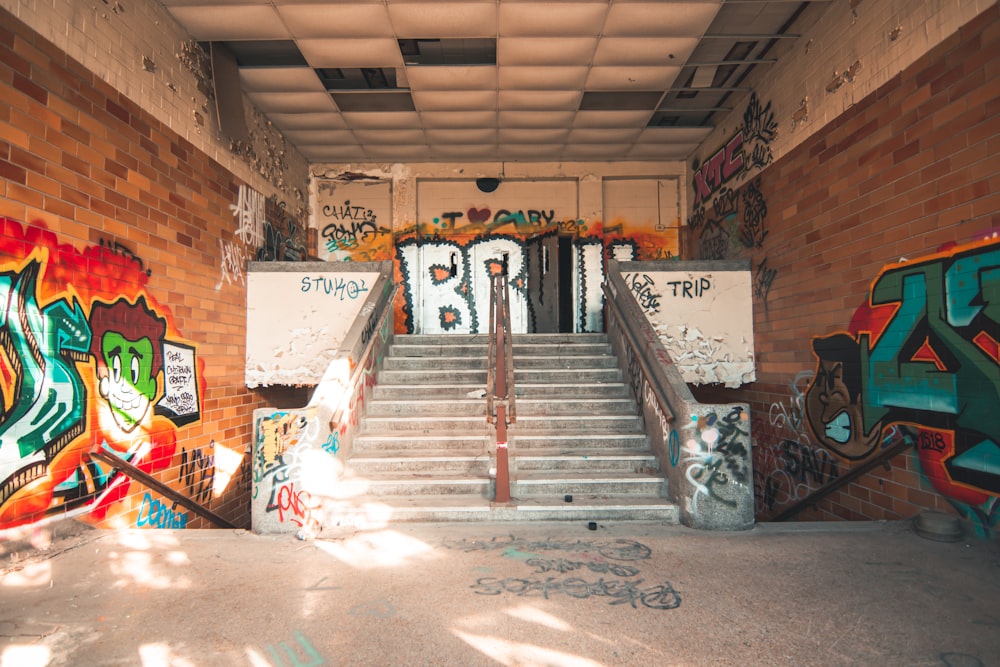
[1,520,998,667]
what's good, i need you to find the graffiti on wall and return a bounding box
[0,218,207,530]
[803,238,1000,533]
[689,92,777,310]
[220,186,307,289]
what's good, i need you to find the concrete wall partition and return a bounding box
[250,262,396,536]
[605,262,754,530]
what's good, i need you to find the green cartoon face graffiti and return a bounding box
[98,332,157,432]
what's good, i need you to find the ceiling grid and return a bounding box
[161,0,818,162]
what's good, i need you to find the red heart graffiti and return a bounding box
[468,208,491,223]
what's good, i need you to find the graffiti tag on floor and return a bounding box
[444,536,681,611]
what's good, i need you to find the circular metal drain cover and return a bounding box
[914,510,963,542]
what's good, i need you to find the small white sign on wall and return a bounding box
[622,267,756,387]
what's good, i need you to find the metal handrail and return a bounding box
[601,282,675,423]
[487,272,514,503]
[89,448,236,529]
[771,427,916,521]
[501,273,516,421]
[327,285,398,433]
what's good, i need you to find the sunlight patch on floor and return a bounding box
[312,528,436,569]
[452,629,607,667]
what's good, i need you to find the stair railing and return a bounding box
[89,448,237,528]
[487,270,515,503]
[771,426,916,521]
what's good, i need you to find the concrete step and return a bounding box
[389,343,488,358]
[513,355,618,369]
[348,453,489,476]
[319,495,677,527]
[509,414,644,434]
[515,383,629,398]
[511,342,613,356]
[365,398,488,417]
[383,356,488,371]
[372,384,487,400]
[510,433,651,449]
[360,415,490,434]
[514,450,659,472]
[353,434,491,452]
[514,367,623,383]
[513,397,637,416]
[512,472,667,497]
[377,369,488,384]
[354,474,491,497]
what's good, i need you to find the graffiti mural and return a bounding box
[804,238,1000,533]
[690,93,777,313]
[0,218,206,530]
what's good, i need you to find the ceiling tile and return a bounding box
[498,143,568,158]
[498,90,581,111]
[498,128,571,143]
[602,2,723,37]
[388,2,498,37]
[567,127,643,143]
[405,66,498,91]
[561,143,636,158]
[593,37,700,66]
[267,112,348,130]
[499,2,609,37]
[498,37,598,66]
[239,67,325,93]
[420,111,499,129]
[638,126,714,144]
[301,144,370,162]
[341,111,422,129]
[573,110,654,128]
[499,66,589,90]
[585,66,680,90]
[245,91,338,114]
[282,129,359,145]
[354,129,428,145]
[412,90,497,111]
[165,6,289,40]
[627,142,699,159]
[276,4,394,38]
[431,144,501,158]
[361,144,435,159]
[498,111,577,128]
[296,38,404,68]
[426,128,498,144]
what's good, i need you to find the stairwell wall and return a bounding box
[0,4,309,536]
[685,5,1000,537]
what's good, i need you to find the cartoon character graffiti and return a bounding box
[0,219,205,529]
[804,238,1000,531]
[804,333,883,461]
[84,296,177,519]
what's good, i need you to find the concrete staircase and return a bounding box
[332,333,677,526]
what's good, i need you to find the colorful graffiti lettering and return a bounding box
[0,218,204,530]
[804,238,1000,533]
[690,93,775,263]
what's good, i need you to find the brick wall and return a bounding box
[689,5,999,535]
[0,7,304,530]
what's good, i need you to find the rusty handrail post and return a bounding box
[488,272,512,503]
[486,274,497,423]
[502,273,516,421]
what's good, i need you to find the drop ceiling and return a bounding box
[161,0,820,163]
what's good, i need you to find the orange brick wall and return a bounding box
[689,6,999,535]
[0,8,304,530]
